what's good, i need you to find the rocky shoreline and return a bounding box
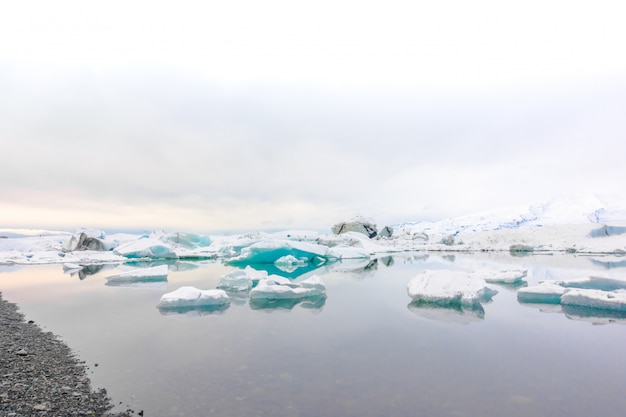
[0,293,135,416]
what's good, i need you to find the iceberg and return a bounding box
[62,231,107,252]
[227,239,329,265]
[407,270,497,305]
[561,289,626,311]
[105,265,169,282]
[249,275,326,300]
[470,269,527,284]
[152,231,212,249]
[331,217,378,238]
[516,282,568,304]
[217,266,269,293]
[114,238,178,259]
[157,287,230,309]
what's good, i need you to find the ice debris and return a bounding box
[249,275,326,300]
[157,287,230,308]
[561,289,626,311]
[407,270,497,305]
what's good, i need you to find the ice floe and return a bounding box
[561,289,626,311]
[406,270,498,305]
[157,287,230,309]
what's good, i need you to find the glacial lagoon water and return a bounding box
[1,252,626,417]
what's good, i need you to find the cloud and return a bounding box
[1,1,626,231]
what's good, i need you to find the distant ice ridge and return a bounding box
[3,194,626,266]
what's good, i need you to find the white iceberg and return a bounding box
[217,266,269,293]
[157,287,230,308]
[105,265,169,282]
[516,282,568,304]
[561,289,626,311]
[249,275,326,300]
[114,238,178,259]
[407,270,497,305]
[470,269,527,284]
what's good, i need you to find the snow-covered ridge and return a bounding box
[1,196,625,268]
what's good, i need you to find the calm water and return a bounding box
[1,253,625,417]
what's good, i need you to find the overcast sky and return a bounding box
[1,0,625,233]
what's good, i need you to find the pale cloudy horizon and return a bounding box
[1,0,626,233]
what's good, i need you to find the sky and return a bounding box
[1,0,625,233]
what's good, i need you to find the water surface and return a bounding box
[1,253,625,417]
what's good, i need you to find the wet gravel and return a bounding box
[0,293,136,416]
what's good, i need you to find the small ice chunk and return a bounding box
[114,238,177,259]
[217,266,268,293]
[561,289,626,311]
[274,255,308,267]
[249,275,326,299]
[157,287,230,308]
[470,269,528,284]
[517,282,568,304]
[106,265,168,282]
[407,270,497,305]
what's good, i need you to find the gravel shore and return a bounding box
[0,293,136,416]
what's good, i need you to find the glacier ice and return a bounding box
[151,231,212,249]
[331,217,378,238]
[407,270,497,305]
[157,287,230,309]
[249,275,326,300]
[114,238,178,259]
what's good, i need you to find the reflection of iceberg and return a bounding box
[63,263,106,280]
[407,270,497,305]
[561,304,626,325]
[328,258,378,275]
[157,287,230,313]
[590,257,626,269]
[106,281,168,289]
[407,300,485,324]
[249,295,326,312]
[106,265,168,283]
[237,261,326,279]
[158,305,229,317]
